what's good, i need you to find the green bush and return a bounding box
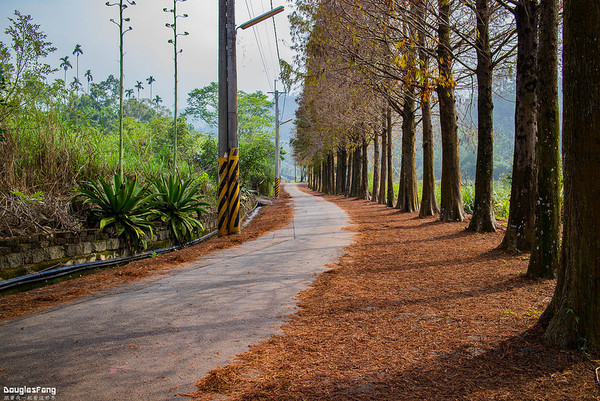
[75,174,155,250]
[148,173,209,243]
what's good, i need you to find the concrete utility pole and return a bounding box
[218,0,240,236]
[218,1,284,235]
[268,81,285,197]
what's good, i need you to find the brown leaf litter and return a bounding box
[185,185,600,401]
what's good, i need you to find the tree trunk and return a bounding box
[321,159,327,193]
[345,148,353,197]
[386,106,394,207]
[372,128,380,202]
[396,87,419,212]
[318,161,323,192]
[417,0,438,217]
[437,0,465,222]
[379,112,388,205]
[323,152,331,194]
[500,0,538,252]
[420,97,439,216]
[361,136,369,199]
[543,0,600,351]
[329,151,335,194]
[352,144,361,197]
[337,147,347,195]
[468,0,496,233]
[528,0,561,278]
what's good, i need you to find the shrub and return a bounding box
[148,173,209,243]
[75,174,155,250]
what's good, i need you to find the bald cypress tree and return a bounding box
[543,0,600,351]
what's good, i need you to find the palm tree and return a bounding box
[84,69,93,93]
[153,95,162,106]
[59,56,72,86]
[72,44,83,86]
[125,88,134,99]
[146,76,156,98]
[71,77,82,92]
[135,80,143,99]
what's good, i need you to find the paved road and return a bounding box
[0,184,353,400]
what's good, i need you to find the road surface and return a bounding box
[0,183,353,400]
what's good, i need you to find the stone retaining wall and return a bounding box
[0,227,181,281]
[0,197,256,282]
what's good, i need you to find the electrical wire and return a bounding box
[270,0,283,80]
[244,0,273,91]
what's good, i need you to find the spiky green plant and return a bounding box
[75,174,154,250]
[149,173,208,243]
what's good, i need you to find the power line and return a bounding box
[270,0,283,80]
[260,0,276,73]
[244,0,273,90]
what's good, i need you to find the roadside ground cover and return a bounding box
[186,185,599,401]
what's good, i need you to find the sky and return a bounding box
[0,0,295,114]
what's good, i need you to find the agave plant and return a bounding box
[75,174,155,250]
[149,173,209,243]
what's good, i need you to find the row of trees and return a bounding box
[289,0,599,351]
[59,43,159,102]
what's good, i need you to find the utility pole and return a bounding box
[218,2,284,235]
[218,0,240,236]
[269,81,284,197]
[268,81,288,197]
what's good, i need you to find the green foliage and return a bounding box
[149,173,209,243]
[493,180,511,220]
[195,134,276,195]
[75,175,155,250]
[10,189,44,203]
[185,82,277,195]
[240,132,276,195]
[237,90,275,137]
[185,82,275,136]
[2,10,56,105]
[185,82,219,126]
[194,135,219,181]
[461,183,476,214]
[460,181,510,219]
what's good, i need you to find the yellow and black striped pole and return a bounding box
[217,156,229,237]
[227,148,241,234]
[274,177,280,198]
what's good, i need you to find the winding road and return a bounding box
[0,183,353,400]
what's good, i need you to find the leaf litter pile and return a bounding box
[0,188,293,321]
[186,187,599,400]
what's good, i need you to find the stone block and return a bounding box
[92,240,107,253]
[81,242,93,255]
[3,253,24,269]
[65,244,82,257]
[44,246,64,261]
[30,249,46,265]
[106,238,120,250]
